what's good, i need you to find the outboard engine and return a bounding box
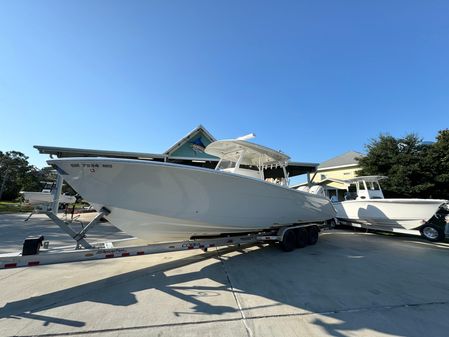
[309,185,325,197]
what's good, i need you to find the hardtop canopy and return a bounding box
[312,176,388,187]
[205,139,290,166]
[346,176,387,184]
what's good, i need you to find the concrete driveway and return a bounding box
[1,213,449,337]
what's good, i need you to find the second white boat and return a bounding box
[331,176,448,241]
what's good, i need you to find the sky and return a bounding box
[1,0,448,169]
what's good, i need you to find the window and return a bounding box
[365,181,380,190]
[358,181,366,190]
[327,189,336,198]
[216,160,236,170]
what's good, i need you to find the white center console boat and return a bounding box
[48,137,336,243]
[332,176,448,241]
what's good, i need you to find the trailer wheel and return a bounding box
[420,224,444,242]
[307,226,319,245]
[294,228,308,248]
[280,229,296,252]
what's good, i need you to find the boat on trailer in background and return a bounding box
[20,181,76,207]
[330,176,449,241]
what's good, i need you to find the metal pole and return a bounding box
[51,173,63,215]
[308,171,317,187]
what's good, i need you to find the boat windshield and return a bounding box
[43,183,54,189]
[216,160,236,171]
[366,181,381,190]
[42,182,55,192]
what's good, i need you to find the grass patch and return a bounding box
[0,201,33,213]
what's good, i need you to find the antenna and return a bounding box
[236,133,256,141]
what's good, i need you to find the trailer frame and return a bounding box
[0,211,325,269]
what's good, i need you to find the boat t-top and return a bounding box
[206,137,291,185]
[48,135,336,244]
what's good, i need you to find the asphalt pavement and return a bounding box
[1,213,449,337]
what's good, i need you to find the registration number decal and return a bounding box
[70,163,113,168]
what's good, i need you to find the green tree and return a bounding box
[0,151,76,201]
[357,133,435,198]
[426,129,449,198]
[0,151,39,200]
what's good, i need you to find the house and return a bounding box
[311,151,363,201]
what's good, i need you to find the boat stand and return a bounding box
[45,207,110,249]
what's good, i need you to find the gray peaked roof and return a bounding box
[318,151,364,170]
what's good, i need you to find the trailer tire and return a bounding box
[420,224,444,242]
[294,228,308,248]
[307,226,319,245]
[280,229,296,252]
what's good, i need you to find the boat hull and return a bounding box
[49,158,336,243]
[333,199,447,230]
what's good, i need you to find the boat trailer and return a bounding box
[0,209,324,269]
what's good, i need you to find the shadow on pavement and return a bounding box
[1,233,449,337]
